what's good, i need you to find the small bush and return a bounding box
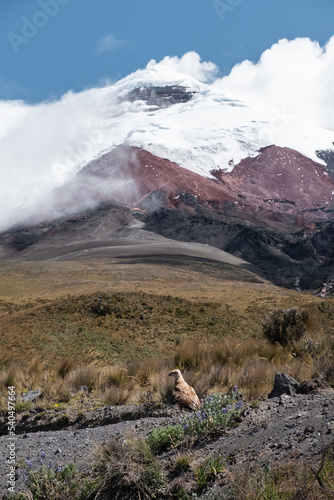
[181,390,242,439]
[146,425,185,453]
[262,307,309,346]
[24,461,95,500]
[146,390,243,454]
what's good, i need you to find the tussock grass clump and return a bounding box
[93,436,166,499]
[196,453,226,490]
[148,369,175,403]
[69,365,100,392]
[102,365,129,388]
[0,362,25,391]
[57,357,76,379]
[103,386,129,406]
[173,454,192,473]
[55,383,72,403]
[175,341,211,371]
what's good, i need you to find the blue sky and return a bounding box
[1,0,334,103]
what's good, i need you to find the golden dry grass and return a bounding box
[0,257,333,408]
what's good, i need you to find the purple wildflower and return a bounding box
[41,451,46,460]
[56,465,62,473]
[222,408,227,414]
[48,460,54,468]
[184,424,189,430]
[26,460,32,469]
[233,385,238,392]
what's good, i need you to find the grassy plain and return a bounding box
[0,256,333,404]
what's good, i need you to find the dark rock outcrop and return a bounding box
[125,85,197,108]
[268,372,299,398]
[316,148,334,178]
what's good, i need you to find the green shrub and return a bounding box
[196,454,225,489]
[262,307,309,346]
[147,390,243,453]
[181,390,242,439]
[146,425,185,453]
[173,455,191,472]
[24,462,95,500]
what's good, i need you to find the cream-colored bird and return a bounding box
[169,369,201,411]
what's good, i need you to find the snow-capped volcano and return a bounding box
[1,50,334,232]
[97,64,334,178]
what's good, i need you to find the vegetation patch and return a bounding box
[20,460,95,500]
[147,390,243,454]
[263,306,309,346]
[92,437,166,499]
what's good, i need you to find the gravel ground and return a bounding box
[1,391,333,497]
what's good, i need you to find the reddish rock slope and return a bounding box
[216,146,334,217]
[53,145,238,215]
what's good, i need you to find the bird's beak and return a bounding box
[168,372,174,376]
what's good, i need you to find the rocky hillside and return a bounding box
[2,144,334,289]
[0,379,333,498]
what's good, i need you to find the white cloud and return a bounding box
[97,34,122,53]
[146,52,219,83]
[214,36,334,131]
[0,87,122,231]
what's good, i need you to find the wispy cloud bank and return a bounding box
[97,34,123,54]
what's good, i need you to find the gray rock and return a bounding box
[21,390,43,403]
[268,372,299,398]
